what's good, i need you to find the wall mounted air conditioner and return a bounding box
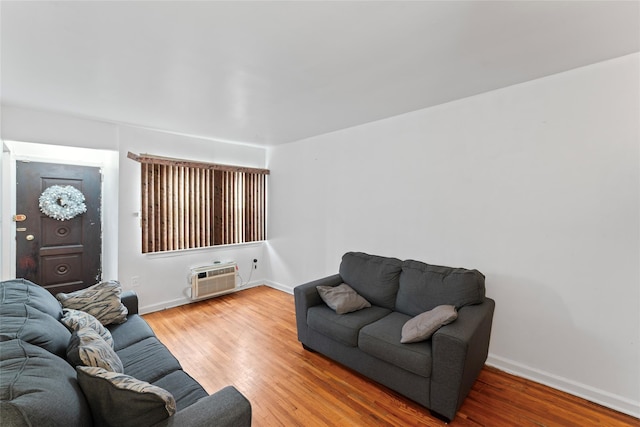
[191,263,237,300]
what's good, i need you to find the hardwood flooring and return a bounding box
[143,286,639,427]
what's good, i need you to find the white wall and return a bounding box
[1,106,119,150]
[0,106,269,313]
[266,53,640,416]
[116,125,268,312]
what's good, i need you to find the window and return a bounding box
[128,152,268,253]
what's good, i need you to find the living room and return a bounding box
[1,1,638,424]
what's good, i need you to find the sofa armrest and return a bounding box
[430,297,495,421]
[121,290,139,315]
[152,386,251,427]
[293,274,342,345]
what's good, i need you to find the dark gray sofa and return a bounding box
[294,252,495,422]
[0,278,252,427]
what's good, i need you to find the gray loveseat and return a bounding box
[0,278,251,427]
[294,252,495,422]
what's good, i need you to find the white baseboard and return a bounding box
[486,354,640,418]
[263,280,293,294]
[140,297,190,315]
[139,280,264,315]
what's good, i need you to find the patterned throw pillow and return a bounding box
[61,308,114,348]
[76,366,177,427]
[67,327,124,373]
[56,280,128,326]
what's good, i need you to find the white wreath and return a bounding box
[39,185,87,221]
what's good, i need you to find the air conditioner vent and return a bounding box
[191,263,237,300]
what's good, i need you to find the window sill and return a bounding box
[144,240,266,259]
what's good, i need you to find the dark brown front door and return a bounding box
[16,161,102,295]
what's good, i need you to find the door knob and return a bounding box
[26,235,35,241]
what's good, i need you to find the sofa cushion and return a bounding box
[77,366,176,427]
[0,339,92,426]
[153,370,209,411]
[108,314,156,351]
[117,337,182,383]
[401,305,458,343]
[0,303,71,357]
[359,312,433,378]
[56,280,128,326]
[395,260,485,316]
[67,327,124,373]
[339,252,402,310]
[0,278,63,320]
[62,308,115,348]
[307,304,391,347]
[317,283,371,314]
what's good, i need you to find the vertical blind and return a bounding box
[128,152,268,253]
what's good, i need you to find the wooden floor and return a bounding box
[143,286,639,427]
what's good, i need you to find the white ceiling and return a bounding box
[1,1,638,146]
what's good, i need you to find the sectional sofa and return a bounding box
[0,278,252,427]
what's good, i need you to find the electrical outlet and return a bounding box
[131,276,140,287]
[253,259,258,269]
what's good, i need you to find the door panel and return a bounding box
[16,161,102,294]
[41,218,82,246]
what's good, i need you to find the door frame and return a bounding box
[1,141,119,282]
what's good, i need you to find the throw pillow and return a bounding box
[67,327,124,373]
[56,280,128,326]
[400,305,458,344]
[76,366,177,427]
[61,308,114,348]
[317,283,371,314]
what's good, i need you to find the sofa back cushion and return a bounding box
[339,252,402,310]
[0,303,71,358]
[395,260,485,316]
[0,339,93,427]
[0,279,63,320]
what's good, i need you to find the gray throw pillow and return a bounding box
[76,366,176,427]
[56,280,128,326]
[400,305,458,343]
[317,283,371,314]
[61,308,114,348]
[67,327,124,373]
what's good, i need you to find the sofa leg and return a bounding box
[302,344,316,352]
[429,410,451,424]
